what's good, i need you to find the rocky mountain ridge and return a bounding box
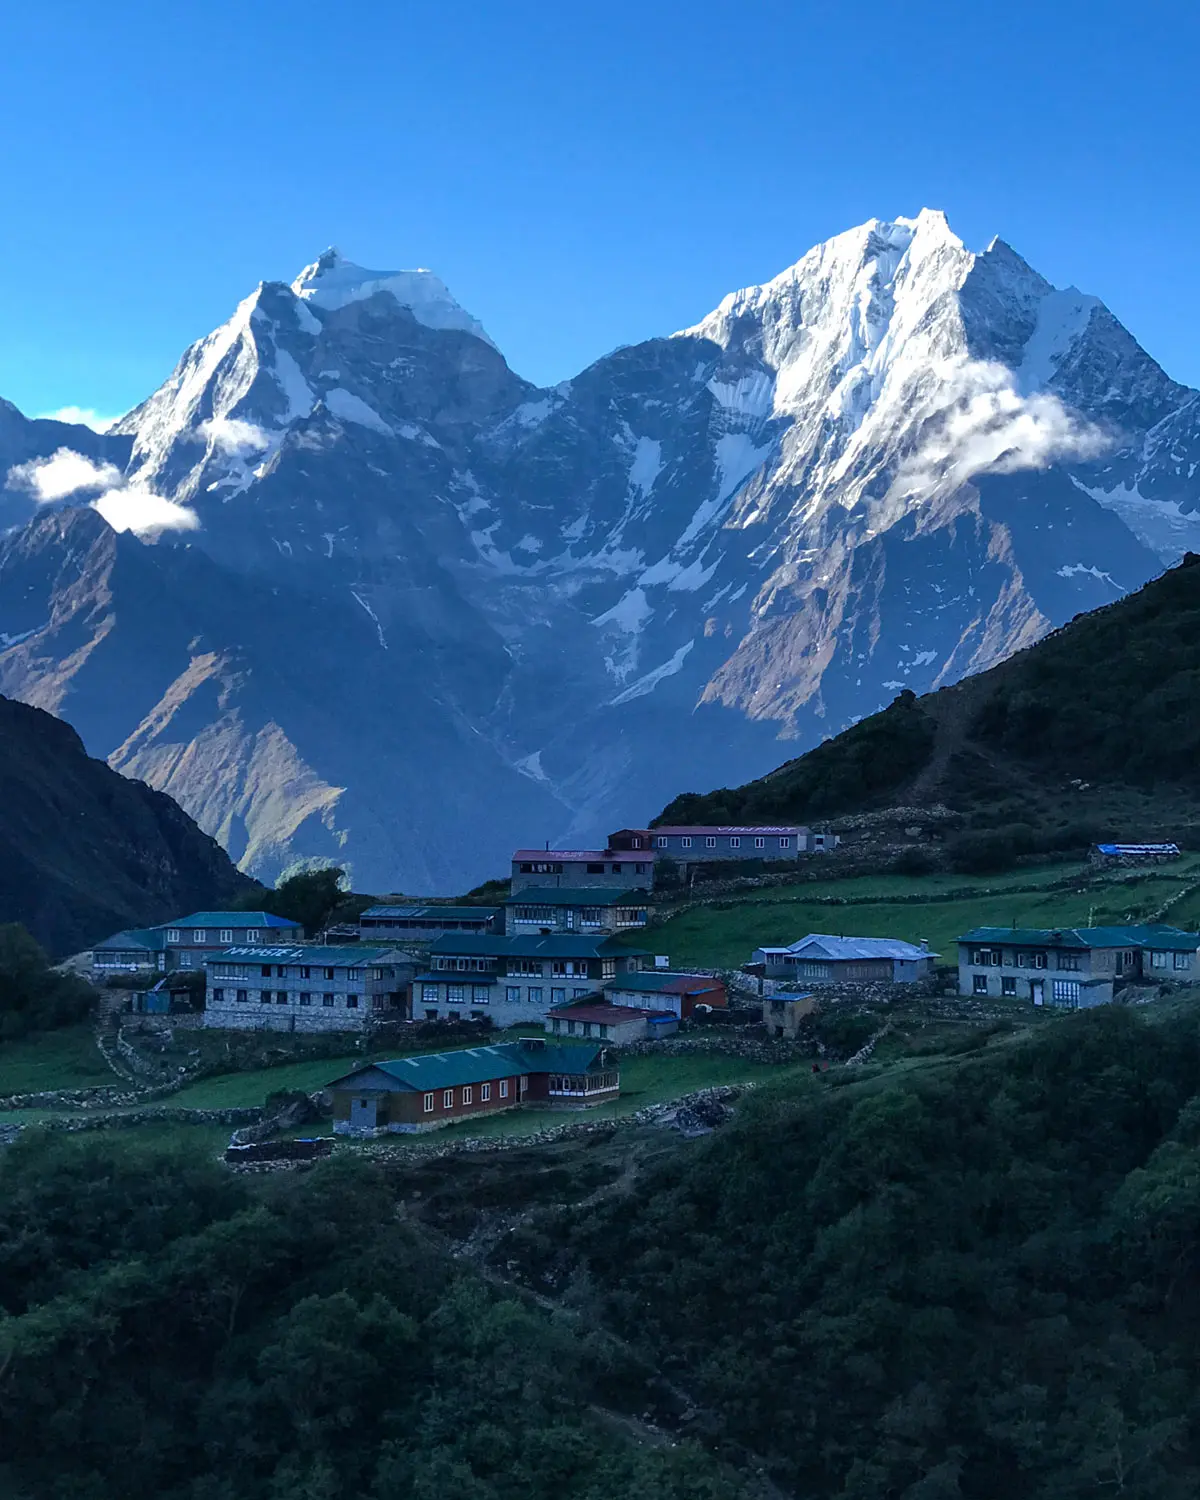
[2,212,1198,891]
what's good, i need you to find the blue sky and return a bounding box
[2,0,1197,423]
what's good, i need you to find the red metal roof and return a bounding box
[512,849,652,862]
[550,1001,674,1024]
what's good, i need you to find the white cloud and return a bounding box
[92,486,199,535]
[35,406,120,432]
[198,415,272,455]
[7,448,123,501]
[4,447,198,537]
[891,358,1111,499]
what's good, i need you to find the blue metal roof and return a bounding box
[208,945,403,965]
[326,1039,608,1092]
[960,925,1199,951]
[759,935,936,961]
[156,912,302,930]
[361,905,500,920]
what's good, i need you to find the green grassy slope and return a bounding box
[658,553,1200,848]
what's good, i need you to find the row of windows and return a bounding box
[657,835,788,850]
[972,974,1090,1003]
[971,947,1193,973]
[1151,951,1193,970]
[212,988,362,1008]
[422,1079,513,1111]
[431,957,614,978]
[167,928,255,944]
[420,983,591,1006]
[211,963,383,981]
[548,1072,618,1093]
[517,862,648,875]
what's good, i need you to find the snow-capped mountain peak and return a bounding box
[290,247,496,348]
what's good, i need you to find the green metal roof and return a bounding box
[606,970,720,994]
[505,887,650,908]
[326,1039,608,1093]
[361,905,499,921]
[959,925,1199,951]
[429,933,647,959]
[209,945,403,965]
[155,912,302,930]
[93,927,167,952]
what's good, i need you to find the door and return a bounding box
[1031,980,1044,1007]
[349,1096,378,1132]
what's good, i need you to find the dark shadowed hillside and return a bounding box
[659,553,1200,851]
[0,694,255,956]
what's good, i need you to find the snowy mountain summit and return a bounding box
[2,210,1198,891]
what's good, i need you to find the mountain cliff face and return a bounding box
[0,688,255,956]
[2,215,1198,892]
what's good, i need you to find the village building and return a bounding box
[92,911,303,977]
[545,999,679,1043]
[603,969,728,1018]
[762,991,817,1038]
[609,825,839,862]
[92,927,169,975]
[202,945,412,1032]
[357,904,502,942]
[958,925,1200,1008]
[752,935,936,985]
[510,848,655,893]
[415,933,651,1028]
[327,1038,620,1135]
[503,886,651,934]
[1090,842,1182,867]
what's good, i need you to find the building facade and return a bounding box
[328,1039,620,1135]
[503,887,650,935]
[357,904,502,942]
[92,927,169,975]
[510,849,655,893]
[609,825,839,863]
[762,992,817,1038]
[603,970,727,1018]
[545,999,678,1043]
[203,945,412,1032]
[93,911,303,976]
[752,935,936,985]
[414,933,651,1028]
[957,925,1200,1008]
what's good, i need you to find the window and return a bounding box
[1175,951,1192,971]
[261,965,272,977]
[300,965,311,979]
[193,930,206,943]
[499,1079,509,1098]
[425,1009,438,1020]
[323,993,335,1007]
[461,1086,473,1105]
[655,836,668,848]
[610,864,621,874]
[481,1083,491,1101]
[246,930,259,943]
[1058,952,1080,971]
[729,836,740,849]
[443,1090,453,1108]
[551,987,565,1003]
[581,908,603,925]
[680,836,692,849]
[299,992,312,1005]
[529,986,543,1003]
[179,954,194,969]
[973,974,989,995]
[1001,976,1016,996]
[506,986,521,1003]
[166,929,180,942]
[1033,952,1047,969]
[324,968,335,980]
[599,1024,609,1039]
[779,837,790,849]
[219,928,233,943]
[1015,952,1028,968]
[447,984,465,1003]
[1152,950,1168,969]
[373,969,386,981]
[754,836,765,849]
[567,1020,577,1035]
[635,863,646,873]
[601,959,616,979]
[573,987,589,998]
[346,995,358,1009]
[423,1093,435,1113]
[706,836,717,848]
[552,959,587,976]
[472,985,490,1003]
[515,905,555,922]
[422,983,440,1003]
[236,989,248,1003]
[260,991,271,1004]
[275,966,286,978]
[276,991,288,1004]
[212,987,224,1002]
[587,862,605,874]
[346,969,362,982]
[1053,980,1081,1005]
